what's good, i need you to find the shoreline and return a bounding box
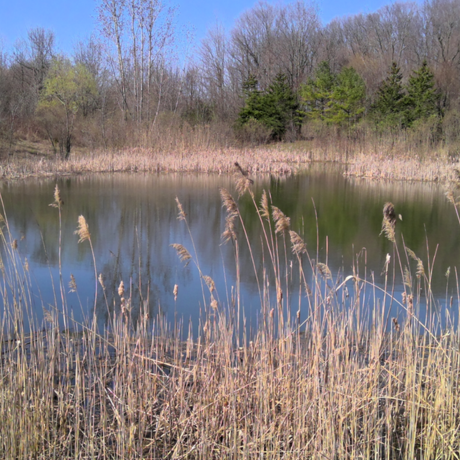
[1,145,459,185]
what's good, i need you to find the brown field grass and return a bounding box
[1,176,460,458]
[2,134,460,184]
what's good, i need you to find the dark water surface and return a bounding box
[2,164,459,332]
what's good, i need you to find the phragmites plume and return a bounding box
[236,177,253,197]
[171,243,192,266]
[49,184,64,208]
[406,247,425,279]
[380,202,397,243]
[234,162,254,197]
[75,215,90,243]
[317,263,332,280]
[277,286,283,305]
[173,284,178,301]
[69,274,77,293]
[118,280,125,297]
[220,188,238,243]
[403,267,412,289]
[272,206,290,234]
[203,275,216,293]
[259,190,270,220]
[289,230,307,255]
[220,189,238,219]
[175,197,187,221]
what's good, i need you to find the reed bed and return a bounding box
[344,152,459,183]
[1,177,460,459]
[2,140,460,185]
[0,147,305,180]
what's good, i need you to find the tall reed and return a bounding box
[0,178,459,459]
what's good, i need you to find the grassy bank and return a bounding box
[2,138,460,184]
[1,177,460,458]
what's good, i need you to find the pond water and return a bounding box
[1,164,459,334]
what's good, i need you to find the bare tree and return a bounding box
[275,1,320,89]
[98,0,130,118]
[97,0,177,124]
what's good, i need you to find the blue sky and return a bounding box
[0,0,413,55]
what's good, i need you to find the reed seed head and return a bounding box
[203,275,216,293]
[171,243,192,266]
[69,274,77,293]
[259,190,270,220]
[289,230,307,255]
[272,206,290,234]
[235,177,253,197]
[118,280,125,297]
[220,188,238,243]
[317,263,332,280]
[220,189,238,218]
[380,202,396,243]
[277,286,283,304]
[175,197,187,221]
[173,284,178,301]
[49,184,63,208]
[75,215,90,243]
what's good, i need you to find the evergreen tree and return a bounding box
[263,73,301,140]
[237,74,266,127]
[237,73,301,141]
[328,67,366,125]
[371,62,406,127]
[403,60,441,127]
[300,61,336,121]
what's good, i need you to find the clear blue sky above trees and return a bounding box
[1,0,423,54]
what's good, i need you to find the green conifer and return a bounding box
[403,60,441,127]
[371,62,406,127]
[301,61,336,121]
[237,73,301,141]
[328,67,366,126]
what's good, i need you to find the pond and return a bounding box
[1,163,459,334]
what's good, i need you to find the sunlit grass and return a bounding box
[1,178,460,459]
[2,140,459,185]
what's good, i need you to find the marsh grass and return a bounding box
[1,178,460,459]
[2,135,460,185]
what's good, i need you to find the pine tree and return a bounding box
[328,67,366,125]
[236,73,301,141]
[371,62,406,127]
[237,74,265,125]
[403,60,441,127]
[301,61,336,121]
[264,73,301,140]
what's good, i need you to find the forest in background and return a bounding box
[0,0,460,159]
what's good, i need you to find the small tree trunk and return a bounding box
[64,134,72,160]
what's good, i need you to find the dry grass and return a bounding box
[344,151,459,183]
[0,146,307,180]
[2,139,460,186]
[1,177,460,459]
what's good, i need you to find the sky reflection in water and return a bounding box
[2,165,459,334]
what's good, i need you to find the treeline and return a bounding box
[1,0,460,158]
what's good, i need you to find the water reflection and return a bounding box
[1,165,459,332]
